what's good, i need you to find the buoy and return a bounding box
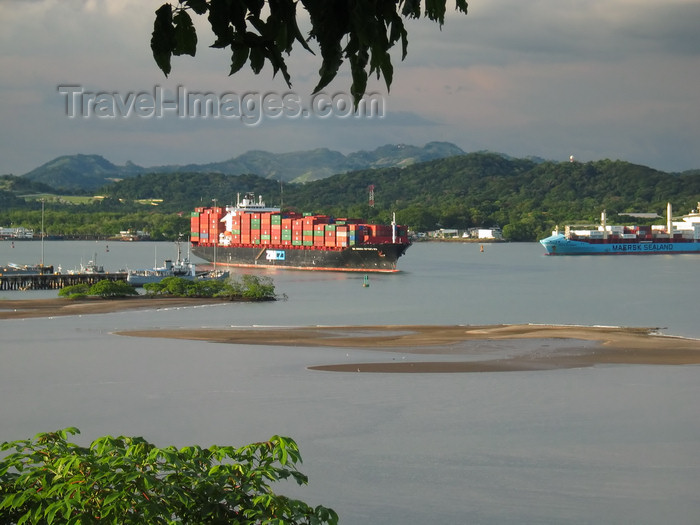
[480,244,484,252]
[363,274,370,287]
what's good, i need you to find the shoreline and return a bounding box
[0,296,227,319]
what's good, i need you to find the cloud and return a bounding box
[1,0,699,174]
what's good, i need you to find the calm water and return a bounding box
[1,240,699,524]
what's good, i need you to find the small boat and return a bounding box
[127,241,229,287]
[68,254,105,275]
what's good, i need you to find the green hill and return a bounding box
[21,154,144,192]
[8,151,700,242]
[21,142,465,191]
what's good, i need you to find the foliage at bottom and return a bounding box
[0,428,337,525]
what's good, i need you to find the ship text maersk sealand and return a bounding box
[540,202,700,255]
[190,194,412,272]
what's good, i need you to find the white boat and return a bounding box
[68,253,105,275]
[127,242,228,287]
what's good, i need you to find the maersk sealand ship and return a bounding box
[540,202,700,255]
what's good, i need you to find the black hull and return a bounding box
[191,243,410,272]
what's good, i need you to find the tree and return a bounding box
[143,275,279,301]
[228,274,277,300]
[88,280,139,298]
[151,0,469,104]
[1,428,338,524]
[58,283,90,299]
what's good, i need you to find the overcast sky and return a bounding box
[1,0,699,175]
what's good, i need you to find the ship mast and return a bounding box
[601,209,607,240]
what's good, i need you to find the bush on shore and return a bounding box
[143,274,278,301]
[58,275,279,301]
[59,280,138,299]
[0,427,337,524]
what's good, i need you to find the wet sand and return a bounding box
[3,299,699,372]
[0,296,225,319]
[117,324,700,373]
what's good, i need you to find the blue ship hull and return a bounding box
[540,233,700,255]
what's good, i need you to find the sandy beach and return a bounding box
[0,296,225,319]
[3,298,699,372]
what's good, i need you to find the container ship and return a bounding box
[540,202,700,255]
[190,194,411,271]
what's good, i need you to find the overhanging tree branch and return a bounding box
[151,0,468,105]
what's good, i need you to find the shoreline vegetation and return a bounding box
[2,297,700,372]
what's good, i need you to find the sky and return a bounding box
[1,0,699,175]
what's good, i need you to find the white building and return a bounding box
[0,227,34,239]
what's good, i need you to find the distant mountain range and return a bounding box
[20,142,468,191]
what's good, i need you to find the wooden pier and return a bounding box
[0,273,127,291]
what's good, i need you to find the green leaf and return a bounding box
[185,0,209,15]
[401,0,421,18]
[103,491,122,507]
[173,10,197,57]
[229,44,249,76]
[0,493,16,510]
[249,47,265,75]
[425,0,447,25]
[45,501,64,525]
[208,0,234,48]
[57,427,80,440]
[151,4,175,76]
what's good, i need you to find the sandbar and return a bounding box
[0,296,225,319]
[117,324,700,373]
[3,299,699,372]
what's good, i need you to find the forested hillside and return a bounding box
[2,153,699,241]
[18,142,464,190]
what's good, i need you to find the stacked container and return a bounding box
[191,207,410,248]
